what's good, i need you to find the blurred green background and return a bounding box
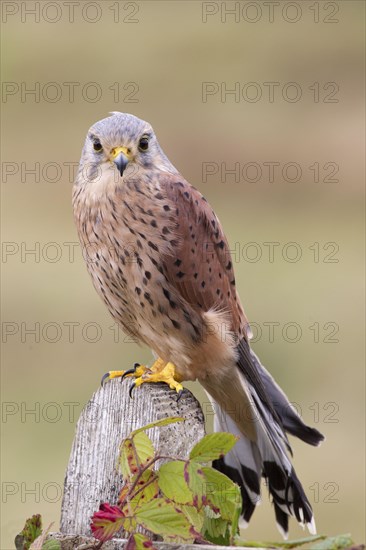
[1,1,364,548]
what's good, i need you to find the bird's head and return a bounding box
[77,113,177,189]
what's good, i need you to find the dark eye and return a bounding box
[138,136,149,151]
[93,140,103,152]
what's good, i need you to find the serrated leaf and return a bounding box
[185,462,206,509]
[131,416,184,435]
[29,522,54,550]
[125,533,156,550]
[158,461,193,504]
[202,466,242,522]
[203,513,230,545]
[133,431,154,466]
[180,504,204,532]
[120,432,154,480]
[135,497,194,540]
[120,437,139,479]
[18,514,42,550]
[90,503,126,542]
[120,418,183,479]
[190,433,238,463]
[129,469,159,507]
[120,471,159,509]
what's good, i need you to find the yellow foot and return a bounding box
[101,362,146,386]
[132,360,184,395]
[102,358,184,399]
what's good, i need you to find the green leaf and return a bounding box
[158,461,193,504]
[125,533,155,550]
[135,497,194,540]
[133,431,154,467]
[310,534,354,550]
[234,540,270,548]
[180,504,204,533]
[119,471,159,516]
[120,417,183,479]
[29,522,54,550]
[203,512,230,546]
[131,416,184,435]
[41,540,61,550]
[120,432,154,480]
[190,433,238,463]
[185,462,206,509]
[120,437,139,479]
[129,469,159,507]
[202,466,242,522]
[18,514,42,550]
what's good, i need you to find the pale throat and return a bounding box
[81,162,123,204]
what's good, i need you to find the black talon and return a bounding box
[122,368,137,380]
[101,372,110,387]
[129,381,136,398]
[177,389,184,402]
[122,362,141,380]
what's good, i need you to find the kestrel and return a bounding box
[73,112,324,538]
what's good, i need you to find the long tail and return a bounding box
[201,338,324,539]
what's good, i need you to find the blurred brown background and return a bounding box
[1,1,365,548]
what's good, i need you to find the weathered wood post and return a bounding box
[60,379,205,536]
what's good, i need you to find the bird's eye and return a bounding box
[93,140,103,152]
[138,136,149,151]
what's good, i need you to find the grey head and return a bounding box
[76,112,178,186]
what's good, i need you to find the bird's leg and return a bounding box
[102,358,184,397]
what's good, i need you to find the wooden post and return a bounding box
[48,533,269,550]
[60,380,205,536]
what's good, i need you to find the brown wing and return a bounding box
[160,174,249,338]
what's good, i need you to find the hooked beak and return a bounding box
[111,146,131,177]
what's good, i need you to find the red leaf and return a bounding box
[90,502,126,542]
[125,533,155,550]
